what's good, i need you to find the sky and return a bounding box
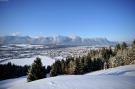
[0,0,135,41]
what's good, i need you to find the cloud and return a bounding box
[11,32,21,36]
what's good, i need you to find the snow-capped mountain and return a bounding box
[0,35,116,46]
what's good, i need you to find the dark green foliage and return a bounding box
[50,60,62,77]
[50,54,104,76]
[79,57,85,74]
[115,44,121,51]
[100,47,115,69]
[132,39,135,48]
[27,57,46,82]
[93,58,104,71]
[115,42,127,51]
[108,46,114,56]
[0,62,29,80]
[121,42,127,50]
[61,59,66,74]
[88,50,100,58]
[46,65,52,74]
[74,57,83,74]
[84,55,92,72]
[101,47,111,62]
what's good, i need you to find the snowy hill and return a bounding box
[0,64,135,89]
[0,55,57,66]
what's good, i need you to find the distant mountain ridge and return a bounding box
[0,35,116,46]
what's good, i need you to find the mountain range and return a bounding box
[0,35,116,46]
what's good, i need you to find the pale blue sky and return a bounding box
[0,0,135,41]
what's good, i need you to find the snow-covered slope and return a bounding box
[86,64,135,76]
[0,55,55,66]
[0,65,135,89]
[0,76,27,89]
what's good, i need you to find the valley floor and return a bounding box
[0,64,135,89]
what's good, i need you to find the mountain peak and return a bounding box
[0,35,116,46]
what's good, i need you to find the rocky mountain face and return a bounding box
[0,35,116,46]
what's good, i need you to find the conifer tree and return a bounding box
[74,58,81,74]
[121,42,127,50]
[50,60,62,77]
[84,55,92,72]
[46,65,51,74]
[79,57,85,74]
[115,44,121,51]
[60,59,66,74]
[27,57,46,82]
[74,57,84,74]
[132,39,135,48]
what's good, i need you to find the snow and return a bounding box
[0,44,45,50]
[0,64,135,89]
[8,44,44,48]
[0,76,27,89]
[86,64,135,77]
[0,55,55,66]
[54,56,65,61]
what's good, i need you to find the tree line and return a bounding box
[0,62,29,80]
[50,56,104,76]
[0,59,51,80]
[50,40,135,77]
[0,40,135,82]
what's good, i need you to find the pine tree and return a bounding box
[132,39,135,48]
[79,57,85,74]
[68,59,75,74]
[121,42,127,50]
[101,48,110,61]
[108,46,113,56]
[61,60,66,74]
[74,57,84,74]
[27,57,46,82]
[74,58,80,74]
[84,55,92,72]
[65,57,74,74]
[96,58,104,70]
[115,44,121,51]
[46,65,51,74]
[50,60,62,77]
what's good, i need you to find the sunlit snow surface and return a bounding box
[0,64,135,89]
[0,55,56,66]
